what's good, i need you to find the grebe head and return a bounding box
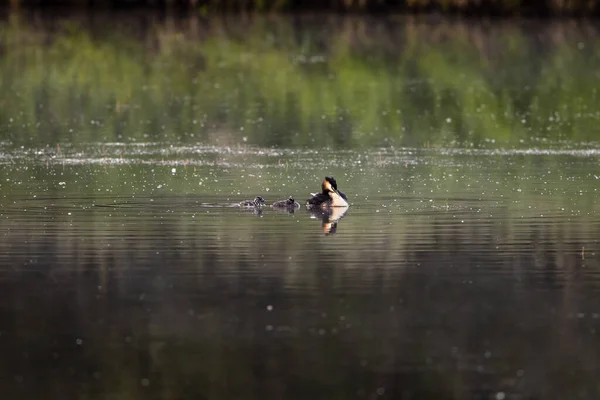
[321,177,338,194]
[322,177,348,207]
[322,177,342,195]
[328,176,338,190]
[254,196,266,205]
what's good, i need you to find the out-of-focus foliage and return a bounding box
[6,0,600,15]
[1,14,599,149]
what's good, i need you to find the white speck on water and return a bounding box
[171,168,176,174]
[266,305,274,311]
[496,392,506,400]
[58,182,66,186]
[266,325,274,331]
[446,118,452,123]
[76,338,83,345]
[376,387,386,396]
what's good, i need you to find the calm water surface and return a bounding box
[1,12,600,400]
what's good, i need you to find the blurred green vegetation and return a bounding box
[5,0,600,15]
[1,13,600,149]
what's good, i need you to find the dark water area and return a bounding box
[2,12,600,400]
[3,151,600,399]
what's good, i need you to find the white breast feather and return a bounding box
[329,192,349,207]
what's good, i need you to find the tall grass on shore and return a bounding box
[5,0,600,16]
[1,14,599,149]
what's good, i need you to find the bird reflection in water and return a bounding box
[308,206,349,235]
[239,207,264,216]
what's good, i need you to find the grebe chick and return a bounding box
[272,197,301,210]
[239,196,266,207]
[306,176,348,207]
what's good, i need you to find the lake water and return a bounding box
[2,12,600,399]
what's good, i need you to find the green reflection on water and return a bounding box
[1,14,600,149]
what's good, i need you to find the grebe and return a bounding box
[239,196,266,207]
[306,177,348,207]
[272,197,301,210]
